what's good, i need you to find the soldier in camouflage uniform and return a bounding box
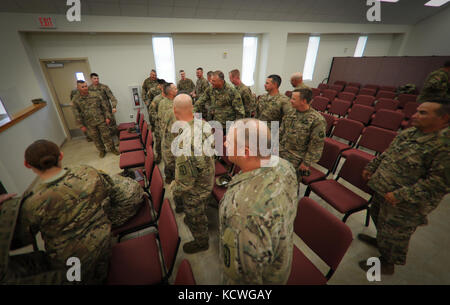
[145,78,164,109]
[194,70,245,132]
[219,119,298,284]
[72,81,119,158]
[229,69,256,118]
[290,72,310,90]
[177,70,195,94]
[358,98,450,275]
[279,88,326,183]
[169,94,215,254]
[88,73,119,137]
[142,69,158,98]
[148,79,166,132]
[70,88,92,142]
[417,62,450,103]
[1,140,113,284]
[256,75,292,127]
[193,67,209,101]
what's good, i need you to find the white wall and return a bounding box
[280,34,309,94]
[403,6,450,56]
[364,34,395,56]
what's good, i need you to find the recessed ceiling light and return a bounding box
[424,0,449,7]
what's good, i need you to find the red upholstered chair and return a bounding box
[363,84,379,92]
[320,112,335,136]
[379,85,396,92]
[328,99,351,118]
[107,199,180,285]
[287,197,353,285]
[334,80,347,87]
[301,140,341,186]
[312,88,321,98]
[397,94,418,109]
[285,91,292,98]
[376,90,396,100]
[305,153,374,225]
[400,101,419,129]
[311,96,330,112]
[358,88,376,97]
[119,136,151,169]
[337,92,356,103]
[325,118,364,153]
[343,86,359,95]
[174,259,196,285]
[371,109,404,131]
[347,104,375,125]
[341,126,397,159]
[118,108,140,132]
[119,113,144,141]
[374,98,399,112]
[353,95,376,107]
[322,89,338,101]
[329,84,344,92]
[135,145,155,189]
[347,82,361,88]
[318,83,329,92]
[119,120,149,153]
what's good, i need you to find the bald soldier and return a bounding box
[290,72,310,90]
[142,69,158,100]
[229,69,256,118]
[72,80,119,158]
[358,98,450,275]
[219,119,298,284]
[279,88,326,183]
[169,94,215,254]
[256,74,292,127]
[177,70,195,94]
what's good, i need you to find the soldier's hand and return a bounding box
[112,108,117,113]
[384,192,399,206]
[106,118,111,125]
[362,170,372,181]
[81,126,87,133]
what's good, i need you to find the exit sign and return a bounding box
[38,16,56,29]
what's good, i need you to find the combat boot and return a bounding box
[99,151,106,158]
[176,205,184,214]
[183,216,191,226]
[86,137,93,142]
[183,239,209,254]
[110,149,120,156]
[358,233,378,248]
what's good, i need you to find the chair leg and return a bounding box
[304,186,311,197]
[342,213,350,223]
[365,207,370,227]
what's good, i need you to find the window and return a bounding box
[75,72,85,81]
[354,36,368,57]
[241,36,258,86]
[303,36,320,81]
[0,97,11,126]
[152,36,176,83]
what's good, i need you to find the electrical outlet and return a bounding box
[130,114,134,118]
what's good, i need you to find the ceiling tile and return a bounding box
[173,0,198,7]
[120,4,148,17]
[195,8,218,19]
[149,0,173,7]
[215,9,238,19]
[148,5,173,17]
[172,6,196,18]
[197,0,222,9]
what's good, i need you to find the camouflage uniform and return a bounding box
[219,157,298,284]
[365,126,450,265]
[7,166,113,284]
[172,120,215,244]
[89,83,119,136]
[101,174,144,228]
[145,86,162,107]
[72,91,115,154]
[417,68,450,103]
[148,93,164,131]
[279,107,327,182]
[70,89,91,141]
[235,83,255,118]
[177,78,195,93]
[194,82,245,130]
[195,77,209,100]
[256,93,292,127]
[294,83,310,90]
[142,77,158,98]
[157,97,177,181]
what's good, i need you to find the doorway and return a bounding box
[41,59,91,139]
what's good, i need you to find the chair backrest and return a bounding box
[317,140,341,172]
[376,90,396,100]
[402,101,420,119]
[311,88,321,98]
[138,113,145,132]
[174,259,196,285]
[343,86,359,95]
[322,89,338,101]
[150,165,165,216]
[337,92,356,103]
[374,98,398,112]
[329,99,351,117]
[371,109,404,131]
[347,82,361,88]
[338,153,373,194]
[294,197,353,274]
[331,118,364,144]
[320,112,335,135]
[158,199,180,279]
[354,95,376,107]
[329,84,344,92]
[347,104,374,125]
[318,83,329,91]
[140,121,149,145]
[358,88,376,96]
[285,90,292,98]
[334,80,347,87]
[136,108,141,124]
[311,96,330,112]
[397,94,418,108]
[144,144,155,182]
[357,126,397,154]
[147,129,153,145]
[363,84,379,92]
[379,85,396,92]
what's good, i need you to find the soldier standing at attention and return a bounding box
[359,98,450,275]
[229,69,256,118]
[148,79,166,132]
[417,61,450,103]
[177,70,195,95]
[279,88,326,183]
[88,73,119,137]
[142,69,158,99]
[256,75,292,127]
[219,119,298,284]
[290,72,310,90]
[193,67,209,101]
[72,80,119,158]
[1,140,113,284]
[70,88,91,142]
[169,94,215,254]
[194,70,245,133]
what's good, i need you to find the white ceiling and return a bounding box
[0,0,448,25]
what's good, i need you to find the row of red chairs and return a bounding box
[318,81,417,96]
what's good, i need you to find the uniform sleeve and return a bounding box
[142,80,147,96]
[172,157,198,198]
[231,90,245,120]
[241,88,254,117]
[71,100,84,128]
[424,71,448,91]
[280,96,292,121]
[194,88,210,119]
[189,80,195,92]
[392,147,450,214]
[104,86,118,109]
[365,132,404,173]
[303,118,326,166]
[99,96,112,120]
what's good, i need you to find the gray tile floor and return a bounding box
[13,137,450,285]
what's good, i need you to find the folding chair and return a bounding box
[334,80,347,87]
[318,83,329,92]
[376,90,396,100]
[358,88,376,97]
[329,84,344,92]
[322,89,338,102]
[374,98,399,112]
[119,113,144,141]
[325,118,364,153]
[397,94,418,109]
[320,112,336,136]
[287,197,353,285]
[118,109,140,132]
[371,109,404,131]
[341,126,397,159]
[312,88,321,98]
[119,120,149,153]
[346,104,374,125]
[311,96,330,112]
[353,95,376,107]
[337,92,356,103]
[174,259,196,285]
[134,145,155,189]
[363,84,379,92]
[400,102,419,129]
[328,99,351,118]
[302,140,341,185]
[347,82,361,88]
[343,86,359,95]
[379,85,396,92]
[107,199,180,285]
